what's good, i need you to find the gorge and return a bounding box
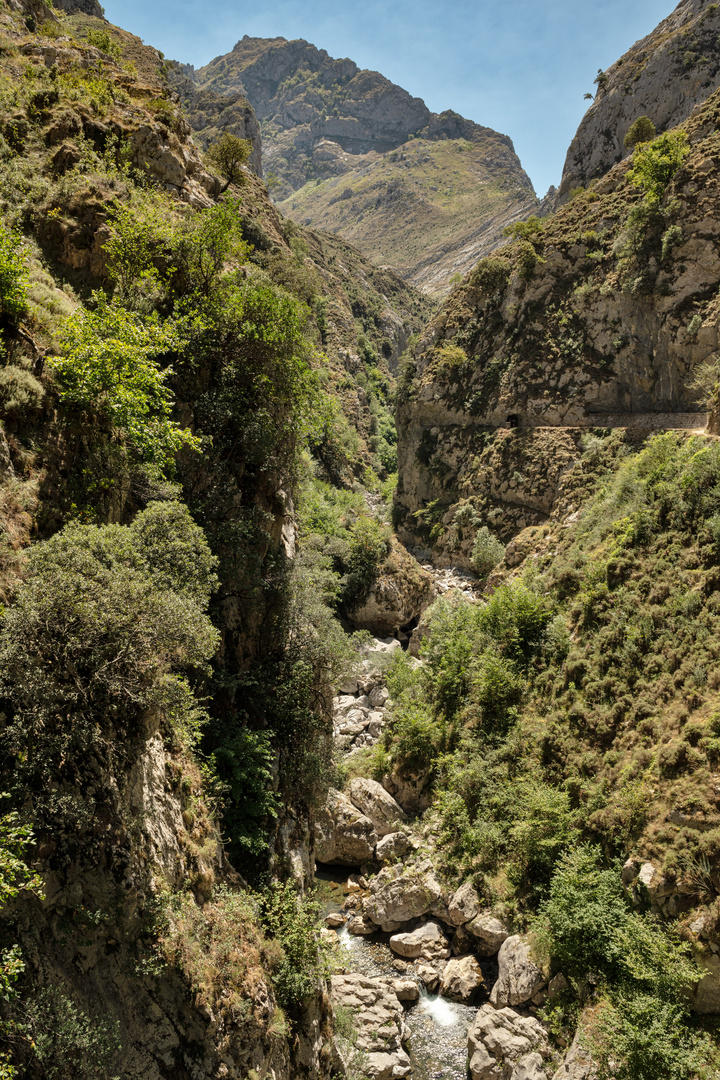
[1,0,720,1078]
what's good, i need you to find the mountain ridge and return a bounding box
[186,35,537,295]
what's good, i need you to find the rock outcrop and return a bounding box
[395,86,720,558]
[468,1005,551,1080]
[558,0,720,201]
[330,973,412,1080]
[490,937,547,1008]
[347,538,435,635]
[314,787,378,865]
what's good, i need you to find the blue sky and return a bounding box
[103,0,676,195]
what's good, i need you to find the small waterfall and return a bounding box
[417,988,459,1028]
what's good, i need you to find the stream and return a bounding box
[315,868,496,1080]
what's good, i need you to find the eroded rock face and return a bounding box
[314,787,378,866]
[330,973,411,1080]
[440,955,485,1002]
[551,1030,598,1080]
[490,936,547,1008]
[364,861,443,931]
[468,1004,550,1080]
[347,538,435,635]
[558,0,720,201]
[348,777,408,837]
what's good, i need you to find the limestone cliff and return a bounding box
[187,36,537,295]
[396,88,720,562]
[558,0,720,201]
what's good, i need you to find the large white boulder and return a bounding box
[389,920,450,961]
[331,973,411,1080]
[364,860,444,931]
[490,936,547,1008]
[314,788,378,866]
[447,881,482,925]
[348,777,407,837]
[468,1004,550,1080]
[440,955,485,1002]
[466,914,511,956]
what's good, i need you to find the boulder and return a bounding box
[389,921,450,960]
[348,777,407,837]
[364,860,444,931]
[467,914,511,956]
[347,914,378,936]
[391,979,420,1003]
[325,912,345,929]
[331,973,411,1080]
[314,787,378,866]
[447,881,482,925]
[376,831,414,864]
[440,955,485,1002]
[346,538,435,636]
[490,936,547,1008]
[417,963,441,991]
[388,932,423,959]
[468,1004,550,1080]
[551,1030,598,1079]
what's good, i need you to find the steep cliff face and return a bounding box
[396,88,720,561]
[558,0,720,201]
[189,36,537,295]
[0,3,414,1075]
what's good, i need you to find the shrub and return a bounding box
[0,502,218,743]
[590,994,718,1080]
[85,29,122,62]
[535,846,628,980]
[0,225,28,325]
[471,525,505,577]
[0,364,43,413]
[391,703,445,774]
[260,883,329,1011]
[628,131,689,202]
[171,199,250,297]
[50,292,200,471]
[11,986,121,1080]
[340,516,389,609]
[470,256,511,294]
[623,116,656,150]
[160,887,270,1009]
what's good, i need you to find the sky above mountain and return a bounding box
[104,0,675,195]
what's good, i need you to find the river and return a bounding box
[315,867,498,1080]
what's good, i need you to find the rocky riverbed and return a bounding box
[315,632,597,1080]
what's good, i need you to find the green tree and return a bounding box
[628,131,689,202]
[50,293,200,470]
[624,116,656,150]
[0,225,28,326]
[205,134,252,193]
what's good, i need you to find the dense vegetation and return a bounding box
[370,429,720,1074]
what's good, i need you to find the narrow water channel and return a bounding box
[315,867,496,1080]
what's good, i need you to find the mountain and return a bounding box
[558,0,720,201]
[188,36,538,294]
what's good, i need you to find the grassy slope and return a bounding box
[278,135,537,295]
